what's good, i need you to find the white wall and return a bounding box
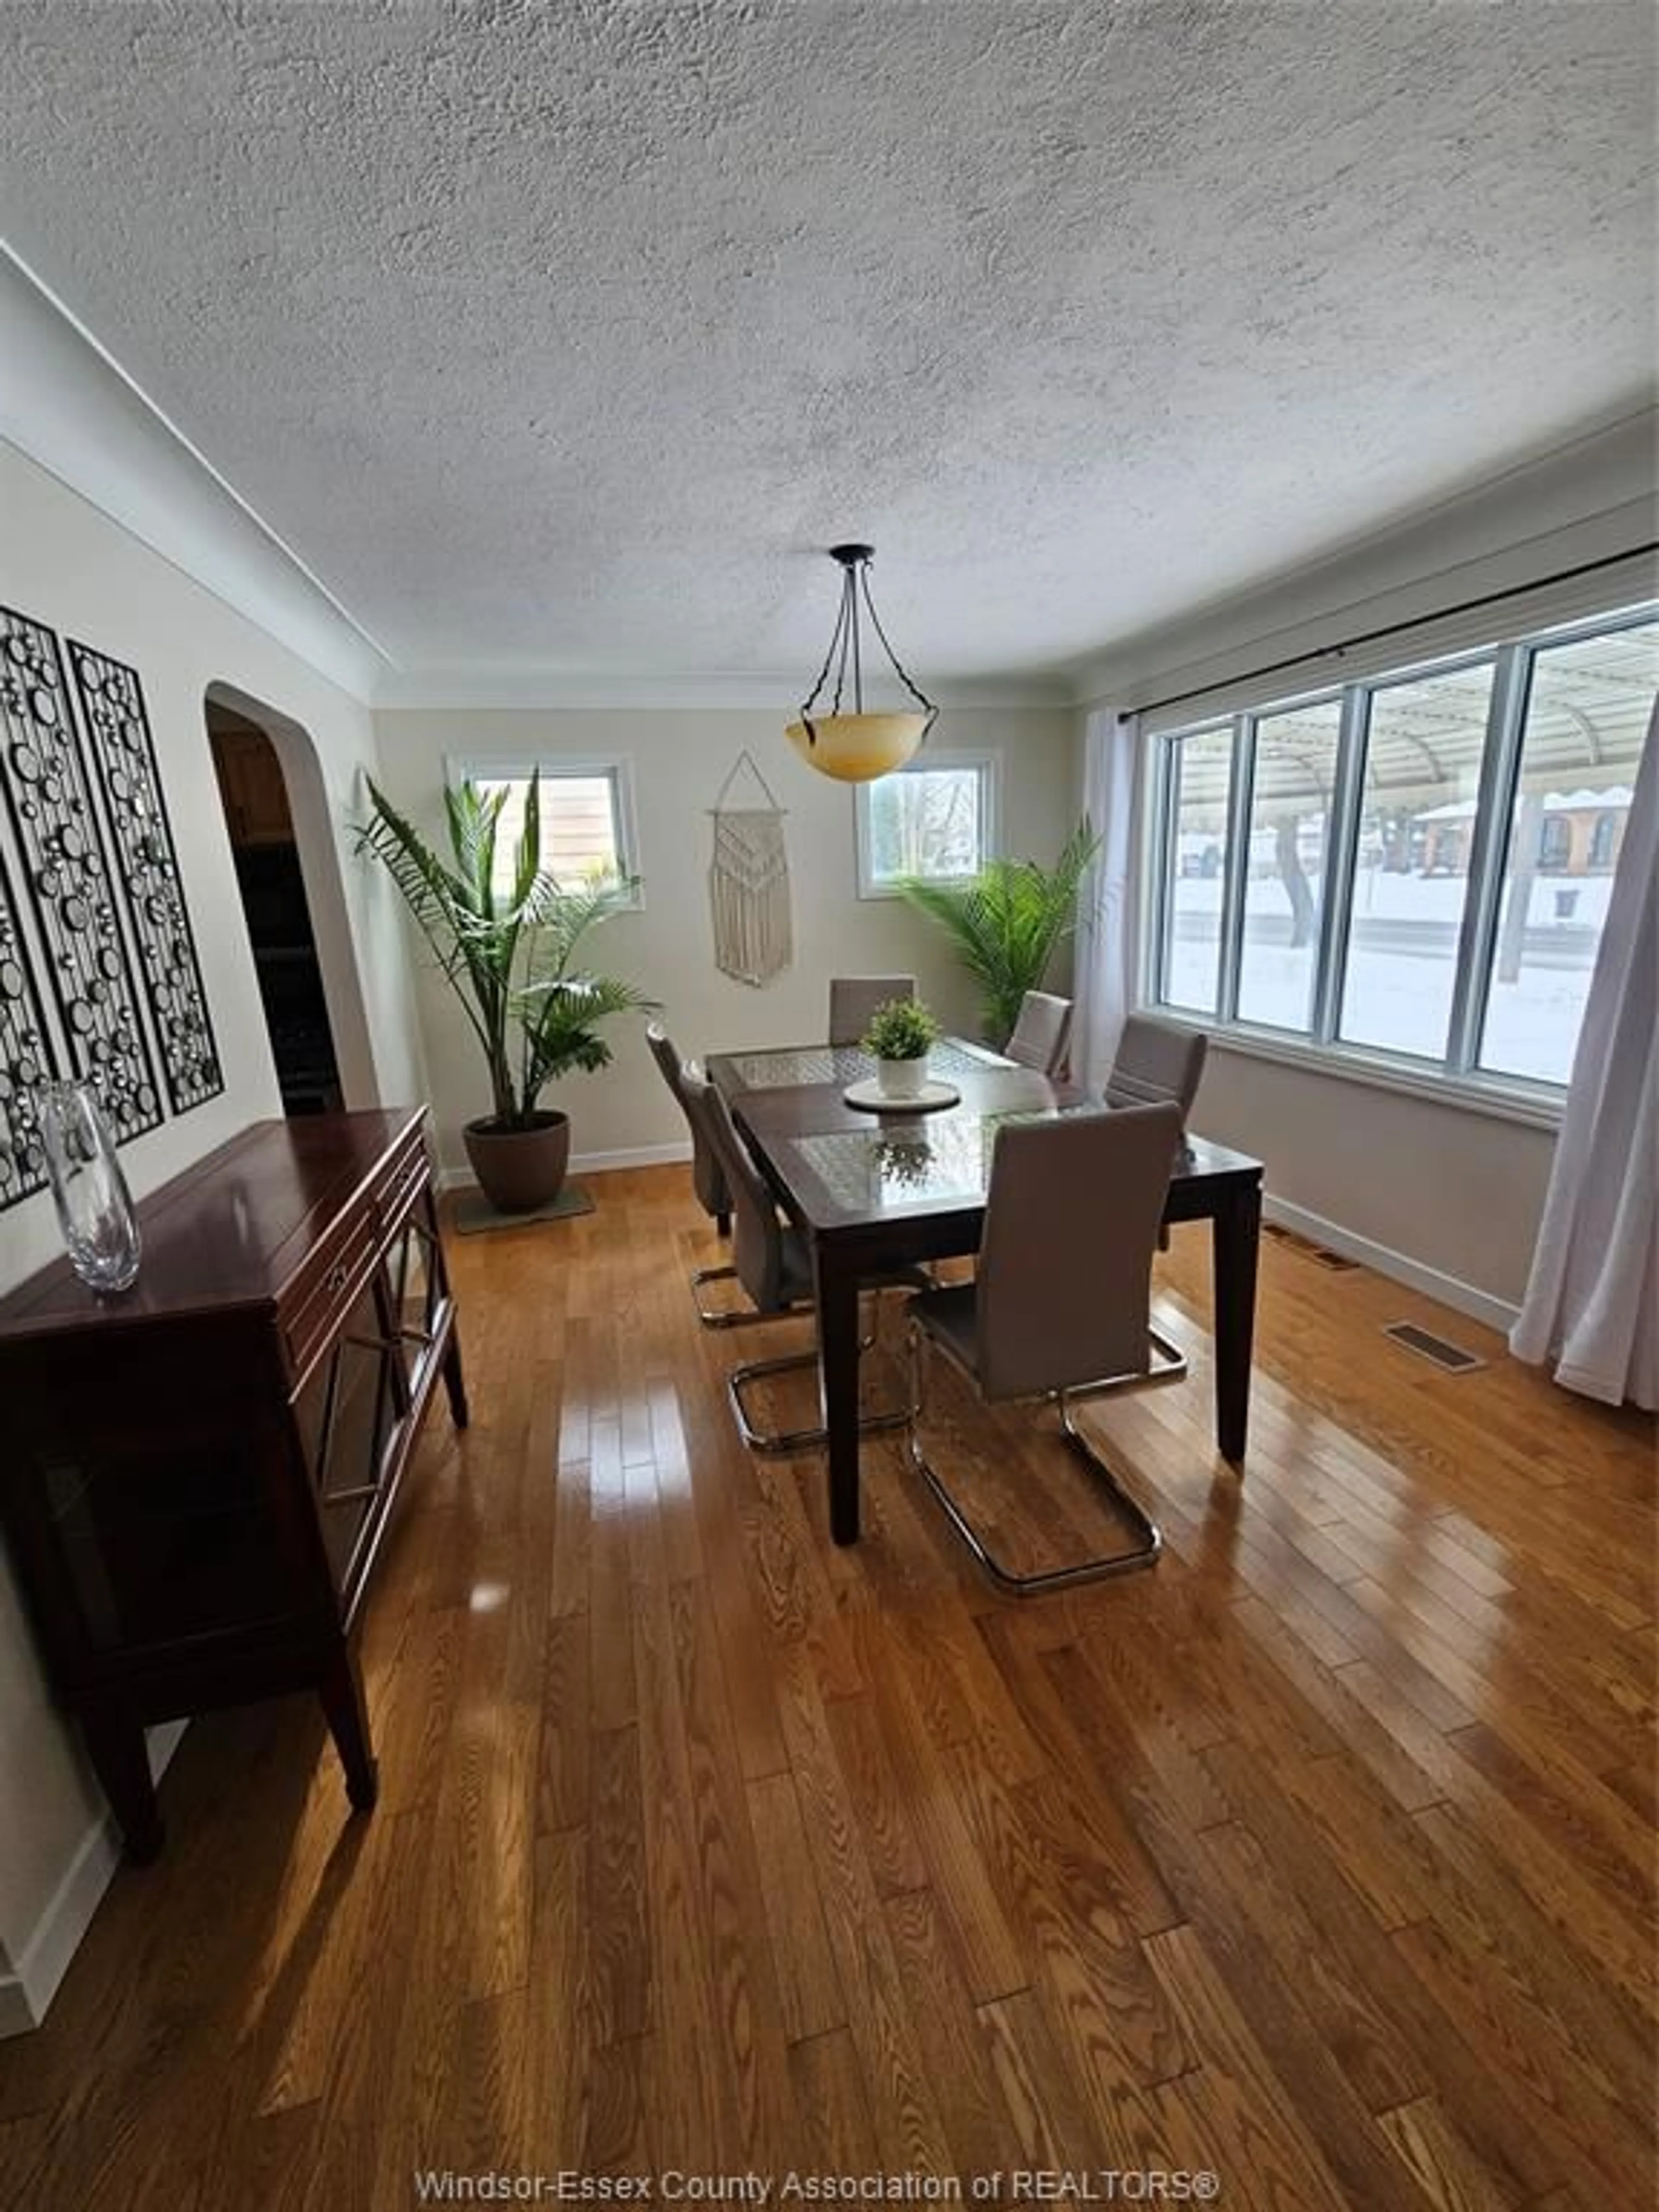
[1191,1048,1554,1320]
[0,441,423,2029]
[1086,411,1658,1320]
[372,706,1079,1178]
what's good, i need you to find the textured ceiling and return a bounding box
[0,1,1653,683]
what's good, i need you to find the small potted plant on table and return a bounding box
[862,995,942,1104]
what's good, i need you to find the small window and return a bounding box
[449,758,641,907]
[1589,813,1619,869]
[1536,815,1571,871]
[855,753,998,898]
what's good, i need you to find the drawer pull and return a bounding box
[327,1263,350,1293]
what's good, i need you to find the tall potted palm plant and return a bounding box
[356,772,655,1211]
[898,820,1099,1050]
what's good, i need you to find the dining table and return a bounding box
[706,1035,1265,1546]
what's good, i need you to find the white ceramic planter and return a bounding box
[877,1054,931,1102]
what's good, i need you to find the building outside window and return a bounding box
[451,759,641,906]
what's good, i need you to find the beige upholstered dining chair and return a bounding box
[681,1069,918,1453]
[905,1101,1183,1593]
[645,1022,751,1326]
[829,974,915,1046]
[1106,1014,1208,1117]
[1101,1014,1209,1379]
[1005,989,1073,1075]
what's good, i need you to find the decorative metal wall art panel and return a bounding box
[67,640,223,1114]
[0,605,161,1143]
[0,845,59,1208]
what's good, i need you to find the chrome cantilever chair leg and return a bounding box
[1082,1325,1189,1389]
[905,1322,1163,1595]
[729,1292,909,1456]
[690,1260,803,1330]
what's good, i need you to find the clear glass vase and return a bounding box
[39,1079,143,1294]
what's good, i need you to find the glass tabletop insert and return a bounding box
[781,1101,1106,1214]
[727,1038,1002,1091]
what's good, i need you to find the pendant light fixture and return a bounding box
[785,543,938,783]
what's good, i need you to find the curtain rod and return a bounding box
[1128,541,1659,720]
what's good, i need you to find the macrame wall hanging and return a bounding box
[708,750,792,987]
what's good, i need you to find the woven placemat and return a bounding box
[449,1183,595,1234]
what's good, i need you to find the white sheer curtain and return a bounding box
[1510,699,1658,1410]
[1070,707,1140,1095]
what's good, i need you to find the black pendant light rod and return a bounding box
[856,565,936,724]
[798,544,938,734]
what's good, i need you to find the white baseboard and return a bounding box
[571,1140,693,1176]
[0,1719,188,2038]
[1262,1195,1520,1336]
[437,1140,692,1192]
[0,1975,34,2040]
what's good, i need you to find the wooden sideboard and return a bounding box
[0,1106,467,1862]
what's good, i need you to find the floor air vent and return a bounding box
[1264,1222,1359,1271]
[1383,1321,1485,1373]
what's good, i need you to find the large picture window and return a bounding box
[1146,606,1657,1101]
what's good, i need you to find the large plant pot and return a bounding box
[463,1111,571,1213]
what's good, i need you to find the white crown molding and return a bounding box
[0,242,391,699]
[1068,407,1659,709]
[372,666,1073,712]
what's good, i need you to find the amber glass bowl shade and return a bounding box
[785,710,928,783]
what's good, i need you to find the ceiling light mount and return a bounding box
[786,543,938,784]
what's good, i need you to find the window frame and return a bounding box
[1228,686,1349,1041]
[854,748,1001,901]
[447,754,644,910]
[1147,715,1234,1019]
[1138,601,1656,1115]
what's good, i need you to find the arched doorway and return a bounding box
[203,685,378,1113]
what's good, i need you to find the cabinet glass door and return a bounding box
[293,1279,399,1592]
[45,1442,295,1652]
[385,1206,444,1398]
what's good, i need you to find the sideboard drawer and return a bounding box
[371,1131,430,1233]
[282,1206,381,1382]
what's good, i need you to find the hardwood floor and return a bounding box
[1,1164,1653,2210]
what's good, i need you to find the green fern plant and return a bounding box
[898,820,1099,1048]
[861,996,941,1061]
[355,772,655,1130]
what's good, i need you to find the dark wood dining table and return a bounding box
[707,1036,1265,1546]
